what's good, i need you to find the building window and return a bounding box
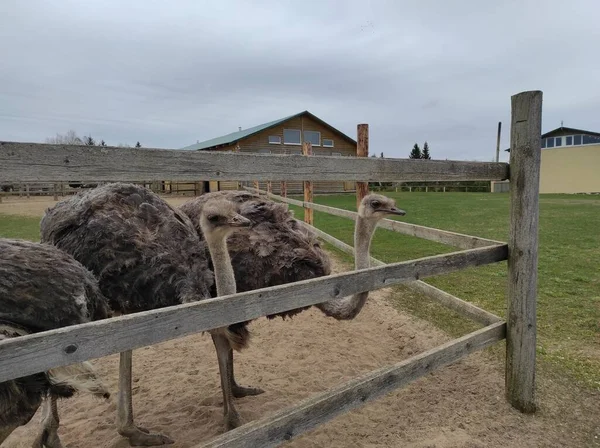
[566,136,573,145]
[541,138,546,148]
[574,134,582,145]
[303,130,321,146]
[323,138,334,147]
[546,137,555,148]
[283,129,301,145]
[268,135,281,144]
[554,136,562,146]
[582,134,600,145]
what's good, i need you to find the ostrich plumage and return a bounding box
[0,238,111,446]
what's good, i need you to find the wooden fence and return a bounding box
[0,90,541,446]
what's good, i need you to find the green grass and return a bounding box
[1,192,599,389]
[0,214,44,241]
[287,192,600,390]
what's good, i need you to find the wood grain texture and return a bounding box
[295,219,502,326]
[302,142,314,225]
[199,321,506,448]
[248,187,504,249]
[0,142,510,182]
[356,124,369,210]
[505,90,542,414]
[0,245,507,383]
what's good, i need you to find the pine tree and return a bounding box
[409,143,421,159]
[135,141,142,148]
[421,141,431,159]
[380,152,384,158]
[84,135,95,146]
[100,140,106,146]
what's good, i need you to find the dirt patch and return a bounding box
[4,255,599,448]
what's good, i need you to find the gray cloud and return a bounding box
[1,0,599,161]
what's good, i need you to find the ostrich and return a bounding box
[40,183,404,444]
[0,238,111,448]
[178,190,406,400]
[40,184,252,445]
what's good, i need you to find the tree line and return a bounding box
[45,130,142,148]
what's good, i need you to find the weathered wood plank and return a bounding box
[199,321,506,448]
[506,90,542,414]
[0,245,507,383]
[302,142,314,225]
[0,142,510,183]
[356,124,369,209]
[295,219,502,326]
[248,187,504,249]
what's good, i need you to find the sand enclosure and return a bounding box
[1,196,597,447]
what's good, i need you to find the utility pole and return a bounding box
[496,121,502,162]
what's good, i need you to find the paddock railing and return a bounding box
[0,90,542,446]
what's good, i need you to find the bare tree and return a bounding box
[45,130,83,145]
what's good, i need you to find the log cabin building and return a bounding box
[179,111,357,194]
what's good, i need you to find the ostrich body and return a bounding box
[40,183,252,445]
[179,190,406,395]
[0,238,111,447]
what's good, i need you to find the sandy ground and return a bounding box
[2,196,599,447]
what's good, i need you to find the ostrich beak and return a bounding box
[384,207,406,216]
[229,214,252,227]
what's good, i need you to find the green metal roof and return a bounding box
[179,111,356,151]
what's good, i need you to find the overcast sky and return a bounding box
[1,0,599,161]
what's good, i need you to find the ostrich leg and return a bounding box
[117,350,174,446]
[211,334,242,429]
[228,348,264,398]
[32,396,64,448]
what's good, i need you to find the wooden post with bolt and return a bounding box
[506,90,542,414]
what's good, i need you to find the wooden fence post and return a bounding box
[53,184,58,201]
[280,181,287,198]
[26,183,30,199]
[302,142,313,225]
[267,181,272,194]
[506,90,542,414]
[253,181,259,192]
[356,124,369,210]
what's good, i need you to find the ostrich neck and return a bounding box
[315,216,377,320]
[205,234,236,297]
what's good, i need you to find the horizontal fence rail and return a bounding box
[198,321,506,448]
[0,142,510,183]
[0,244,508,383]
[294,219,503,326]
[245,187,504,250]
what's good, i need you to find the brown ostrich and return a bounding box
[40,184,251,445]
[178,190,406,400]
[0,238,111,448]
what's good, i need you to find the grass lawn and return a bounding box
[286,192,600,390]
[1,192,598,390]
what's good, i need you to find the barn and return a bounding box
[505,126,600,194]
[179,111,358,194]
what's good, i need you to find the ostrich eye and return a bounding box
[207,214,219,222]
[371,200,381,207]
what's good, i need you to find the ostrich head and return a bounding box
[199,198,252,240]
[358,194,406,220]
